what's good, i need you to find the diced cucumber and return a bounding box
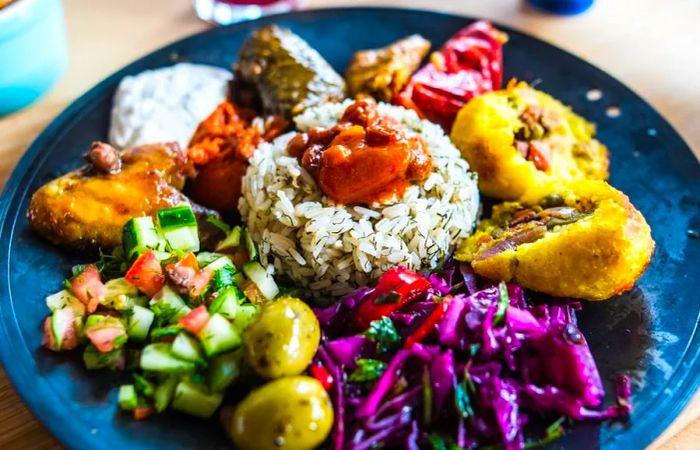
[171,381,223,418]
[133,373,156,398]
[127,305,155,341]
[84,314,107,330]
[208,350,242,392]
[243,228,258,261]
[157,204,198,229]
[150,285,191,323]
[215,226,242,252]
[171,333,206,366]
[118,385,138,410]
[242,262,278,300]
[140,343,196,373]
[122,216,165,260]
[103,277,140,310]
[46,289,84,316]
[198,313,241,357]
[196,252,225,267]
[158,205,199,252]
[51,307,75,350]
[150,324,183,339]
[154,376,178,413]
[83,345,124,370]
[205,256,235,272]
[152,251,174,262]
[162,227,200,253]
[209,287,243,320]
[233,304,260,334]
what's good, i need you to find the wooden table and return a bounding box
[0,0,698,448]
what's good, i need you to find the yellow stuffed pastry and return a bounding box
[450,81,609,200]
[455,180,654,300]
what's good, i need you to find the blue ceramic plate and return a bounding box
[0,7,698,450]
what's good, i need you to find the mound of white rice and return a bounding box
[239,101,480,298]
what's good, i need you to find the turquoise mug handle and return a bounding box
[0,0,68,116]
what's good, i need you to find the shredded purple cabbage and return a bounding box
[313,262,632,449]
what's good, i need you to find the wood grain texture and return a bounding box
[0,0,698,449]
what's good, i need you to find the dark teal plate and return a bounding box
[0,7,698,450]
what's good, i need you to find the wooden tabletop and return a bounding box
[0,0,698,448]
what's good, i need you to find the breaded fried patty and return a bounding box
[455,180,654,300]
[450,81,609,200]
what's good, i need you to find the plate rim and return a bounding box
[0,6,698,450]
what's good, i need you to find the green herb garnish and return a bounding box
[348,358,387,383]
[364,317,400,353]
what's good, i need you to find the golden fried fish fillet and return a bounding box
[455,180,654,300]
[28,142,198,250]
[450,81,609,200]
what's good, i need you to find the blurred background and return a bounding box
[0,0,698,448]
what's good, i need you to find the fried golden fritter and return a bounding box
[455,180,654,300]
[450,81,609,200]
[28,142,197,250]
[345,34,431,102]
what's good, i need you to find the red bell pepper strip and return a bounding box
[354,267,431,330]
[309,362,334,391]
[404,296,452,349]
[125,251,165,298]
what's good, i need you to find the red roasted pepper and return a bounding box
[403,296,452,349]
[354,267,431,329]
[395,21,507,131]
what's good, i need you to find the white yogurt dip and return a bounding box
[109,63,232,149]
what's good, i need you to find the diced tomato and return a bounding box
[179,252,200,272]
[125,251,165,298]
[354,267,432,329]
[179,305,210,335]
[42,317,57,350]
[69,265,106,313]
[42,307,81,351]
[309,362,334,391]
[86,318,126,353]
[404,296,452,349]
[528,141,551,171]
[133,405,155,420]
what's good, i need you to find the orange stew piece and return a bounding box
[187,101,286,211]
[287,99,432,205]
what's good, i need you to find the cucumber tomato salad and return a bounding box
[42,203,293,421]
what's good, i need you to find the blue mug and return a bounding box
[0,0,68,116]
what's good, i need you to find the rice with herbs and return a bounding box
[239,101,480,298]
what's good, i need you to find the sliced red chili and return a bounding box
[309,362,334,391]
[404,296,452,349]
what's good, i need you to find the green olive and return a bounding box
[244,296,320,379]
[228,376,334,450]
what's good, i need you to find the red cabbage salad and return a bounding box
[311,262,632,450]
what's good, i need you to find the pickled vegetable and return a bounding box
[227,376,333,450]
[244,297,320,379]
[345,34,430,102]
[233,25,346,118]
